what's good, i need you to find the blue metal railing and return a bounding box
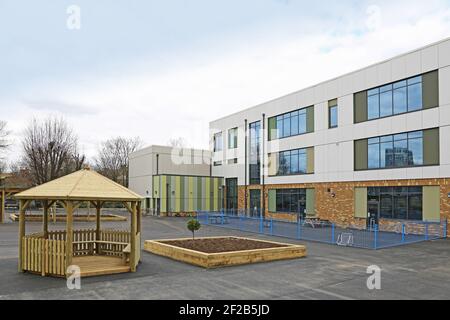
[196,211,447,250]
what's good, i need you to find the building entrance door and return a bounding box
[367,200,379,229]
[249,190,261,217]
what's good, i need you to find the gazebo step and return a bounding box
[72,256,131,278]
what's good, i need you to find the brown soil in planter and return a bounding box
[161,237,288,253]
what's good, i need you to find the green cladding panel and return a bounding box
[354,91,368,123]
[160,175,167,213]
[306,147,314,174]
[306,106,315,133]
[306,189,315,216]
[153,176,160,199]
[422,70,439,110]
[423,186,440,222]
[268,117,277,141]
[268,189,276,212]
[205,177,211,211]
[354,139,368,171]
[354,187,368,218]
[423,128,440,166]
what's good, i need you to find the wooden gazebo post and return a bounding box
[95,201,101,254]
[18,199,30,272]
[130,201,137,272]
[66,201,74,269]
[43,200,49,239]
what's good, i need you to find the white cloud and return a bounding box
[2,1,450,165]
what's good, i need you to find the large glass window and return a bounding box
[329,100,338,128]
[249,121,261,185]
[228,127,238,149]
[274,189,306,214]
[226,178,238,212]
[367,75,423,120]
[213,132,223,152]
[270,107,308,139]
[275,148,309,176]
[367,186,423,221]
[367,130,423,169]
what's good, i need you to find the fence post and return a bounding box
[425,223,429,241]
[401,224,405,243]
[331,224,335,244]
[259,214,263,234]
[270,218,273,236]
[444,220,448,239]
[297,218,301,240]
[374,224,378,250]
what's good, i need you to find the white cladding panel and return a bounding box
[210,39,450,185]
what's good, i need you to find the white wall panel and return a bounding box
[421,45,439,73]
[439,40,450,68]
[406,51,422,77]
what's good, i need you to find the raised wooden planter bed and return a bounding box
[9,213,126,222]
[144,236,306,268]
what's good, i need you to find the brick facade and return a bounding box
[235,178,450,236]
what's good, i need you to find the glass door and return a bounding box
[249,190,261,217]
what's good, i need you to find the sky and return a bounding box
[1,0,450,166]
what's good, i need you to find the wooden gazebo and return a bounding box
[15,168,143,278]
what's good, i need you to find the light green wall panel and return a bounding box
[213,178,219,211]
[306,147,314,174]
[268,189,276,212]
[153,175,160,199]
[306,106,314,133]
[205,177,211,210]
[198,177,203,211]
[354,91,368,123]
[160,175,167,213]
[306,189,315,216]
[188,177,194,212]
[268,117,277,141]
[170,176,176,212]
[354,139,368,171]
[423,70,439,109]
[423,128,440,166]
[423,186,440,222]
[354,187,368,218]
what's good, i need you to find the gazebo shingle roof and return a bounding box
[15,168,143,201]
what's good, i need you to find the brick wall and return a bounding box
[235,178,450,236]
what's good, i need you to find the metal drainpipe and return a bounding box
[262,113,266,219]
[244,119,248,213]
[156,154,159,175]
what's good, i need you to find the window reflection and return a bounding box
[366,75,423,120]
[366,130,423,169]
[368,186,423,221]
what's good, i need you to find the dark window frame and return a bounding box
[213,132,223,152]
[367,186,423,221]
[328,100,338,129]
[365,75,424,121]
[268,106,313,141]
[271,188,307,214]
[228,127,238,149]
[356,129,435,171]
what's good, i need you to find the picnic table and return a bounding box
[302,217,330,229]
[208,214,229,224]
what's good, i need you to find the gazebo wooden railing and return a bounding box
[15,168,144,278]
[21,229,141,277]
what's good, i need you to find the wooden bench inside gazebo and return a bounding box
[14,168,143,278]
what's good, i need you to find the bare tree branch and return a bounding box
[94,137,142,187]
[21,117,86,185]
